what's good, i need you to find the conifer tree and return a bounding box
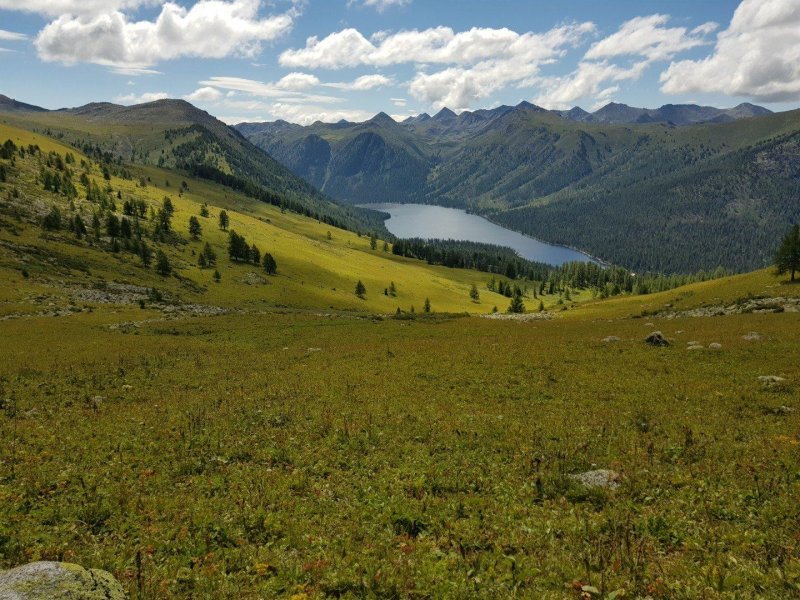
[355,280,366,298]
[775,224,800,282]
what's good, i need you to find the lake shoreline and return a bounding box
[359,202,601,267]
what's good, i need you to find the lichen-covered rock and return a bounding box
[0,561,125,600]
[568,469,621,489]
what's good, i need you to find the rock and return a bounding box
[687,341,699,345]
[708,343,722,349]
[765,405,796,416]
[569,469,620,489]
[645,331,669,346]
[758,375,786,385]
[687,345,703,350]
[742,331,762,341]
[0,562,125,599]
[602,336,620,343]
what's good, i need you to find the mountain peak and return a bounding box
[369,111,396,124]
[432,107,457,121]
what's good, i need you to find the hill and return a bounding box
[237,102,800,274]
[0,98,388,236]
[2,120,800,597]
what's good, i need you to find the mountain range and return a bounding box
[2,93,798,274]
[236,101,800,274]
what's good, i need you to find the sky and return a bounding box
[1,0,800,124]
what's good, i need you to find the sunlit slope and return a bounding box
[0,123,527,315]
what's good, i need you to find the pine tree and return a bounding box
[370,234,377,250]
[202,242,217,266]
[423,298,431,313]
[213,269,221,282]
[508,288,525,313]
[188,216,202,239]
[389,281,397,296]
[469,283,480,303]
[218,210,229,231]
[155,250,171,276]
[775,224,800,282]
[139,241,152,267]
[263,253,277,275]
[355,280,366,298]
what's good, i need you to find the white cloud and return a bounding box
[660,0,800,102]
[0,29,28,41]
[348,0,410,12]
[0,0,161,18]
[280,23,595,109]
[391,97,407,106]
[184,86,223,102]
[276,72,320,91]
[113,91,169,104]
[585,14,714,63]
[267,103,373,125]
[325,74,393,90]
[535,14,715,110]
[199,76,339,103]
[35,0,295,72]
[279,23,595,70]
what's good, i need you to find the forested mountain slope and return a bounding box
[239,103,800,273]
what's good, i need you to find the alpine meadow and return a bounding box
[1,1,800,599]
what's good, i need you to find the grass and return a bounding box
[1,121,799,598]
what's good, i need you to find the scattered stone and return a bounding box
[602,336,620,343]
[742,331,762,341]
[765,405,796,416]
[687,341,700,346]
[758,375,786,385]
[0,561,125,600]
[568,469,620,489]
[645,331,669,346]
[708,343,722,349]
[481,312,553,321]
[241,272,267,286]
[645,322,654,327]
[657,297,800,319]
[121,384,133,391]
[306,347,321,353]
[687,345,703,350]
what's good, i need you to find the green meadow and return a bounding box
[1,120,799,599]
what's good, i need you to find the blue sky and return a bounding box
[1,0,799,124]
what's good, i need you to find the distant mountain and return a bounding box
[238,101,800,273]
[568,101,773,126]
[0,94,46,113]
[0,97,387,235]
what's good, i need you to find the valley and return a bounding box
[0,95,798,599]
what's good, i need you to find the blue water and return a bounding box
[367,203,594,266]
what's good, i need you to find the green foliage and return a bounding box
[774,224,800,281]
[355,279,366,298]
[188,215,202,239]
[262,252,277,275]
[155,249,171,276]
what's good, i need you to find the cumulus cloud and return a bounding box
[267,103,373,125]
[326,74,393,90]
[279,23,595,70]
[586,14,714,63]
[276,72,320,91]
[35,0,295,72]
[660,0,800,102]
[184,86,223,102]
[113,91,169,104]
[535,14,715,109]
[534,61,647,109]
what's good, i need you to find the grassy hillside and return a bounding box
[0,101,388,236]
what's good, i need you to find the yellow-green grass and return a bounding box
[2,122,800,598]
[1,288,798,598]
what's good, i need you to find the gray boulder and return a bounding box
[569,469,621,489]
[0,562,125,600]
